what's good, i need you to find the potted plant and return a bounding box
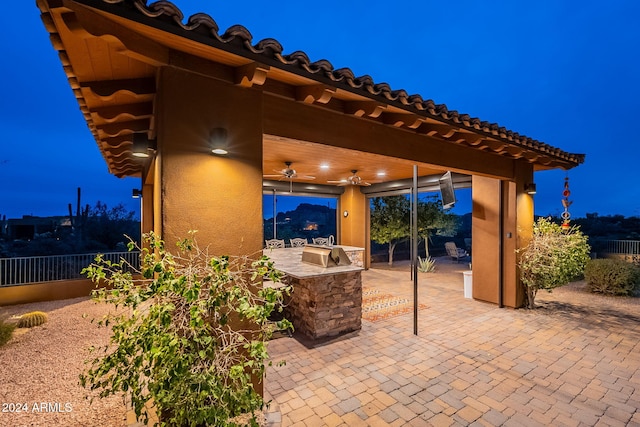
[80,231,291,426]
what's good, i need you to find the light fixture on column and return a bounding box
[132,133,152,158]
[210,127,229,155]
[132,189,142,198]
[525,183,537,195]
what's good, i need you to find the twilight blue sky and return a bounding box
[1,1,639,220]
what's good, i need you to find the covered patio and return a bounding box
[36,0,584,313]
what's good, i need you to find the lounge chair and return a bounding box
[445,241,468,263]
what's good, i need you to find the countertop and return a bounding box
[263,246,364,278]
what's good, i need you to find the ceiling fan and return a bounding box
[328,170,372,186]
[263,161,315,192]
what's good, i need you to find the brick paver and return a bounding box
[265,258,640,426]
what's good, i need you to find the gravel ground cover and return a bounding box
[0,297,127,427]
[1,278,638,426]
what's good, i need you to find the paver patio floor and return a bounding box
[265,258,640,426]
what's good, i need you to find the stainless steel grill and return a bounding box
[301,245,351,267]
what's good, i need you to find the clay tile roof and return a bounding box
[43,0,585,171]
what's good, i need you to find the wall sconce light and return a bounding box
[132,189,142,199]
[525,183,537,195]
[210,127,229,155]
[132,133,153,158]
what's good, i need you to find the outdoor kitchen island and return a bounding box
[264,246,364,340]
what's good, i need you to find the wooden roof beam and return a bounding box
[104,145,133,158]
[101,135,132,149]
[344,101,386,118]
[60,8,169,67]
[296,85,336,104]
[503,146,525,158]
[80,78,155,100]
[450,132,484,145]
[96,119,150,138]
[235,62,270,87]
[477,139,507,152]
[92,102,153,122]
[415,123,457,138]
[37,0,68,13]
[381,113,423,129]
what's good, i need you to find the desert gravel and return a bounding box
[0,297,127,427]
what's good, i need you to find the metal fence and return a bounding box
[606,240,640,255]
[0,251,140,287]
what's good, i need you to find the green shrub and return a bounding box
[81,231,292,427]
[517,217,591,308]
[417,256,436,273]
[17,311,48,328]
[585,258,640,296]
[0,316,16,347]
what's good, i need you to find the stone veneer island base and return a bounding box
[284,270,362,340]
[264,247,364,340]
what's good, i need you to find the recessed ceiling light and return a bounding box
[377,171,386,176]
[320,164,330,169]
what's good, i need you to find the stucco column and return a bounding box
[140,183,153,236]
[154,67,264,256]
[339,186,367,254]
[511,162,535,307]
[154,66,265,396]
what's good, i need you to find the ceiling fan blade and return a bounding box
[299,175,316,180]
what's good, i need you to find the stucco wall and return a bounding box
[155,67,264,257]
[339,186,367,251]
[0,279,95,306]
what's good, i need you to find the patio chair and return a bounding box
[445,241,468,263]
[265,239,285,249]
[290,238,307,248]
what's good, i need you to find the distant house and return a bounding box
[304,222,319,231]
[4,216,71,241]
